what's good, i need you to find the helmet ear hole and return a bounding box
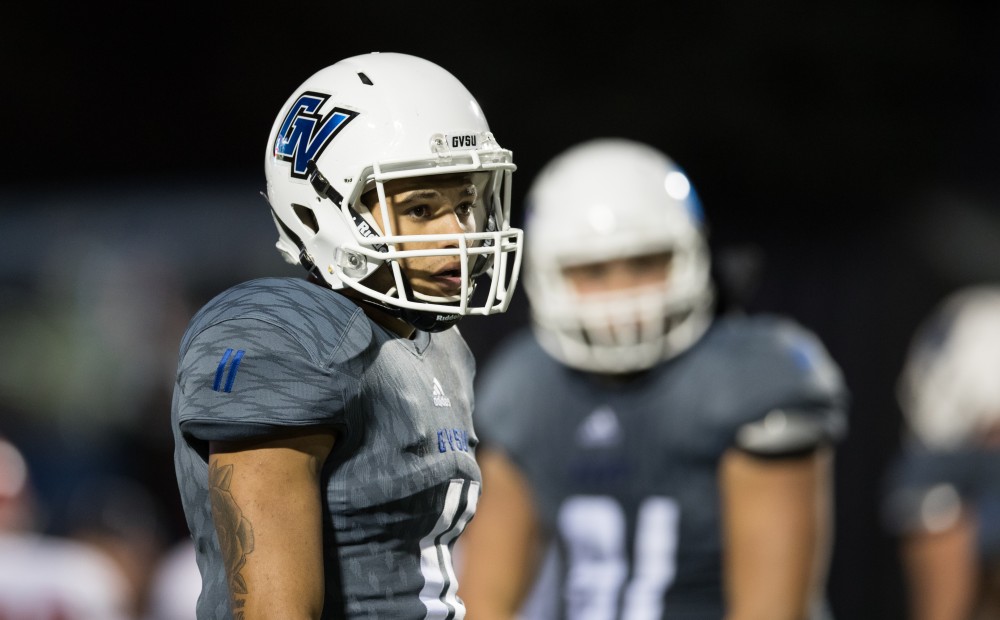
[292,204,320,233]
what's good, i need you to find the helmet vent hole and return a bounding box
[292,204,320,233]
[357,72,373,85]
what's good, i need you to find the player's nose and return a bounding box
[434,212,468,246]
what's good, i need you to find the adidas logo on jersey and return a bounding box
[432,377,452,407]
[576,405,623,448]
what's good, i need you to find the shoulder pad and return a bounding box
[734,407,846,457]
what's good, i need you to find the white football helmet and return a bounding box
[524,138,714,373]
[897,285,1000,449]
[264,52,522,331]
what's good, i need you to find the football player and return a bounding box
[883,286,1000,620]
[0,436,132,619]
[459,138,848,619]
[171,52,522,619]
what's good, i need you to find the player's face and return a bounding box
[365,173,489,298]
[562,251,673,297]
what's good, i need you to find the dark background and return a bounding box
[3,2,1000,618]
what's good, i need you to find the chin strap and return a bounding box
[361,299,462,333]
[402,308,463,333]
[357,272,463,333]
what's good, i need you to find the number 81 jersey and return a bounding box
[472,314,848,619]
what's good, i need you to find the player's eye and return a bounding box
[564,262,609,281]
[455,202,474,218]
[404,205,430,219]
[629,251,674,274]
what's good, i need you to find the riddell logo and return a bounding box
[356,219,376,239]
[432,377,451,407]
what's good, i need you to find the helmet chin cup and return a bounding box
[392,268,465,332]
[400,307,462,333]
[361,270,465,333]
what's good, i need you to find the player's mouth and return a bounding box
[430,264,465,293]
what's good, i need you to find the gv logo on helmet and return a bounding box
[274,91,358,179]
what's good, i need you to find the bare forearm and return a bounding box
[721,447,833,620]
[902,516,977,620]
[459,448,542,620]
[210,432,334,619]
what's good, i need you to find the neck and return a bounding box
[338,288,416,339]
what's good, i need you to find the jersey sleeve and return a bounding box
[175,317,357,443]
[719,316,850,457]
[882,445,1000,537]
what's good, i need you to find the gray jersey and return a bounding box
[474,314,848,620]
[883,443,1000,561]
[171,278,480,619]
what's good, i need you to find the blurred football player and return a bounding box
[883,286,1000,620]
[0,435,132,619]
[146,538,200,620]
[459,138,848,619]
[171,52,522,619]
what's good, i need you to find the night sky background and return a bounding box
[4,2,1000,618]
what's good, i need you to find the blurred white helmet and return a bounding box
[898,285,1000,449]
[524,138,714,373]
[264,52,522,331]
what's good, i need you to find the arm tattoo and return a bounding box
[210,461,255,619]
